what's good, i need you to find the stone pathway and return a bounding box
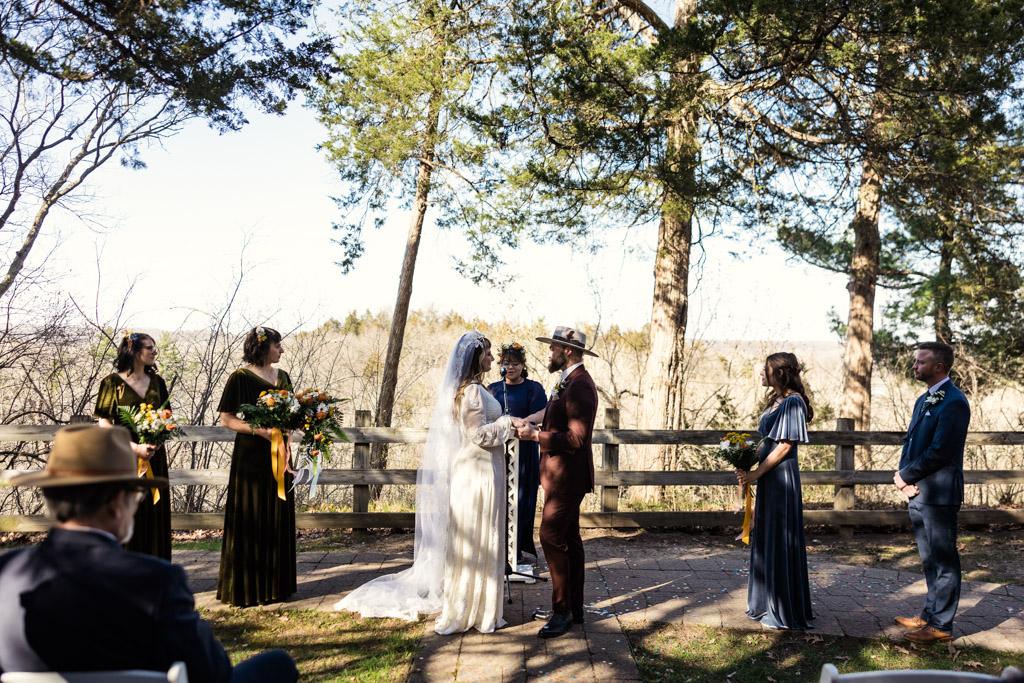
[178,543,1024,682]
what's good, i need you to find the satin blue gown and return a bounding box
[746,394,814,629]
[487,378,547,559]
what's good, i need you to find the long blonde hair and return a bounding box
[453,337,491,416]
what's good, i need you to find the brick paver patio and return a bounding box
[179,542,1024,681]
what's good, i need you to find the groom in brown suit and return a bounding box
[518,326,599,638]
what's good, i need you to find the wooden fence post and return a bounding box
[601,408,619,513]
[353,410,371,528]
[834,417,855,536]
[69,415,92,424]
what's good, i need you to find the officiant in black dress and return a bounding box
[488,342,547,562]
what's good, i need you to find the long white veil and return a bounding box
[334,330,484,620]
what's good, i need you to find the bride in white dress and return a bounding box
[335,331,520,634]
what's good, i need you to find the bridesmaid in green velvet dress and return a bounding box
[94,331,172,560]
[216,326,297,606]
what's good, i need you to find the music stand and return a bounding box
[504,438,546,603]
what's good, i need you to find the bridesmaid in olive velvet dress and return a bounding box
[216,326,297,606]
[94,331,172,559]
[736,352,814,630]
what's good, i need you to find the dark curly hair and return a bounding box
[498,343,529,379]
[242,326,282,365]
[113,332,157,377]
[762,352,814,422]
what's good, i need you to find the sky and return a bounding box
[37,92,862,342]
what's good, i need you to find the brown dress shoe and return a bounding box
[903,625,952,643]
[894,616,927,629]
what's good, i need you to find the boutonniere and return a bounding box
[924,390,946,406]
[550,377,569,401]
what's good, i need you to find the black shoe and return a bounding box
[533,608,583,624]
[538,612,573,638]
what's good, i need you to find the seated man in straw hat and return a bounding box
[0,424,297,683]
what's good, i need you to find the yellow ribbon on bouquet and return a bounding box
[137,456,160,504]
[740,483,753,545]
[270,428,288,501]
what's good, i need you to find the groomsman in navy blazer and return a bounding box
[893,342,970,643]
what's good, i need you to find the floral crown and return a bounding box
[499,341,525,357]
[255,326,267,344]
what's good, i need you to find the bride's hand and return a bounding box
[510,416,526,429]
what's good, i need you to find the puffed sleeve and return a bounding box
[216,371,244,414]
[767,395,809,443]
[460,384,515,448]
[93,375,120,421]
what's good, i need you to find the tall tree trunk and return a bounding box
[934,226,953,342]
[840,155,882,438]
[369,102,440,497]
[632,0,698,504]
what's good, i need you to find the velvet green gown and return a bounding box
[93,372,172,560]
[216,368,297,606]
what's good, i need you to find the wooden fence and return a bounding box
[2,409,1023,533]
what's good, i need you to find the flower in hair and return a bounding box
[255,326,267,344]
[473,333,485,348]
[121,330,139,349]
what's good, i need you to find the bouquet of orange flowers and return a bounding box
[117,403,181,447]
[713,432,762,545]
[291,389,349,500]
[714,432,760,471]
[117,403,180,503]
[238,389,302,431]
[238,390,303,501]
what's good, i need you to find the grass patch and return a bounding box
[204,608,422,682]
[625,624,1022,683]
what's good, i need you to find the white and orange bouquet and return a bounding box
[117,403,181,447]
[238,390,302,501]
[291,389,349,499]
[238,389,302,431]
[713,432,762,545]
[715,431,760,471]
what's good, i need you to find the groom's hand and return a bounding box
[893,471,908,490]
[902,484,920,498]
[517,423,540,441]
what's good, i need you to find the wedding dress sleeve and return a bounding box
[460,384,514,447]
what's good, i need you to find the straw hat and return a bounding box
[535,326,599,358]
[10,424,168,489]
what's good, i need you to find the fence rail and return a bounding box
[2,410,1022,533]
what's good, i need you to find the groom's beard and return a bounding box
[548,353,567,374]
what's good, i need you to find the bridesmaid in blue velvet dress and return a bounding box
[737,352,815,630]
[487,342,547,562]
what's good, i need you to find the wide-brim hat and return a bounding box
[535,326,599,358]
[10,424,169,489]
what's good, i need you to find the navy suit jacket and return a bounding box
[0,528,231,682]
[898,380,970,506]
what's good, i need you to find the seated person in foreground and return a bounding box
[0,424,298,683]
